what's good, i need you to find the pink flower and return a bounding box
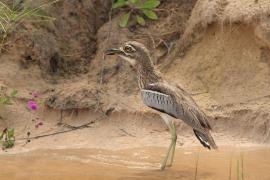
[28,100,38,110]
[31,92,39,98]
[35,122,43,128]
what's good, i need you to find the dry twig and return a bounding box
[95,0,114,111]
[17,121,94,141]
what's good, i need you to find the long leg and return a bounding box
[160,125,174,170]
[160,119,177,170]
[166,121,177,167]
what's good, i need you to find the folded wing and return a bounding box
[141,82,217,149]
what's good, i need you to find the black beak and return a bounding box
[105,48,122,55]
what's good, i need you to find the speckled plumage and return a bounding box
[106,41,217,169]
[126,41,217,149]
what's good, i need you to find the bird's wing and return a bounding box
[141,89,178,118]
[142,82,212,132]
[141,82,217,149]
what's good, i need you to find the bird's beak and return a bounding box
[105,48,122,55]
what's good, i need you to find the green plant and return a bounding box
[237,158,239,180]
[0,0,58,50]
[0,89,17,149]
[0,128,15,149]
[237,153,245,180]
[0,89,17,105]
[113,0,160,27]
[228,152,233,180]
[241,153,244,180]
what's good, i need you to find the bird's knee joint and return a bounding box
[171,135,177,141]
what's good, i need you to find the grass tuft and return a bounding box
[241,152,244,180]
[237,152,244,180]
[229,151,232,180]
[0,0,58,51]
[237,159,240,180]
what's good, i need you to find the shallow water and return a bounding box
[0,146,270,180]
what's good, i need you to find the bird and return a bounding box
[105,41,217,170]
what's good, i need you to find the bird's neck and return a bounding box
[137,62,162,89]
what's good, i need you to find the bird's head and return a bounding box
[105,41,151,68]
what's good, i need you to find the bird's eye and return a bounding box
[124,45,135,53]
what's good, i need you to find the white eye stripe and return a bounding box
[119,55,136,66]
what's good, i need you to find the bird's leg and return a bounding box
[160,135,174,170]
[160,120,176,170]
[166,120,177,167]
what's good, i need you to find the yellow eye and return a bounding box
[124,45,134,53]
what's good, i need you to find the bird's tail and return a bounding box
[193,129,218,150]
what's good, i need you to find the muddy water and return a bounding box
[0,146,270,180]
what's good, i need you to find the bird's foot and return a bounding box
[160,164,166,170]
[160,162,172,170]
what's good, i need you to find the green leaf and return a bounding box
[142,9,158,20]
[9,140,14,147]
[113,0,127,9]
[3,140,14,149]
[142,0,160,9]
[10,89,17,97]
[7,128,14,139]
[0,132,3,140]
[128,0,138,4]
[136,15,145,26]
[4,101,13,105]
[118,12,130,27]
[3,98,12,105]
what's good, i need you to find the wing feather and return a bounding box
[143,82,212,131]
[141,89,177,118]
[141,82,217,149]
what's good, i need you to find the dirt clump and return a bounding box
[5,0,111,78]
[163,0,270,69]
